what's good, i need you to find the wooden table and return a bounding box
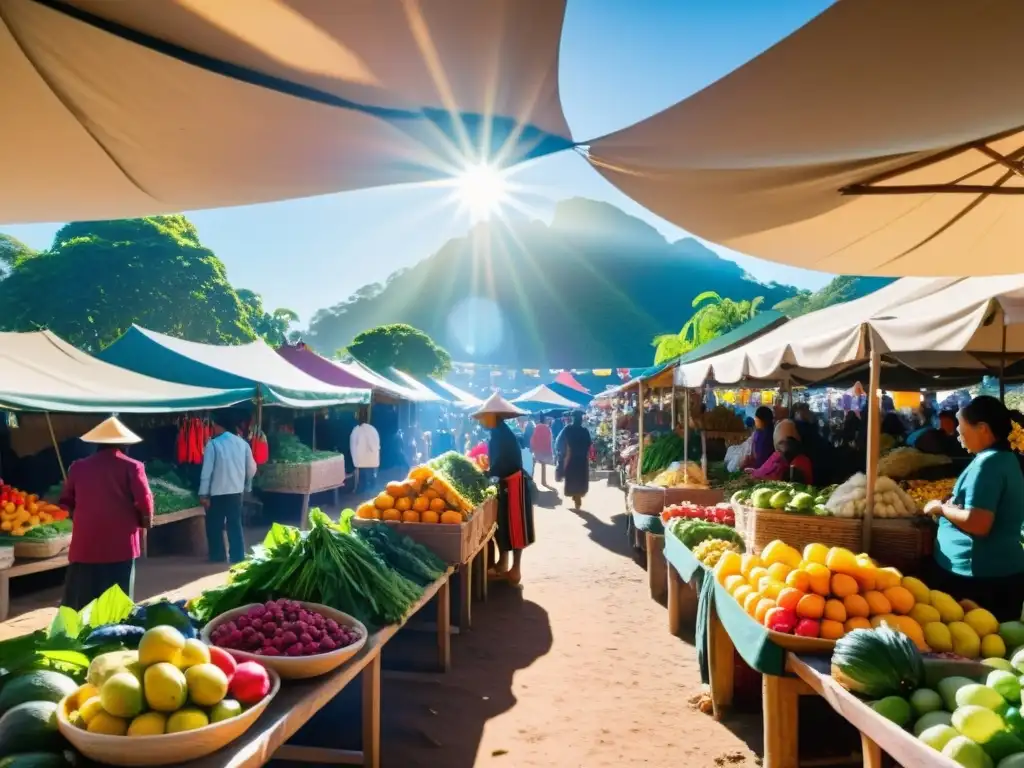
[456,524,496,631]
[645,532,666,603]
[141,506,206,558]
[184,570,452,768]
[0,553,70,620]
[782,653,962,768]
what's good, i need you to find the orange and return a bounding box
[819,620,845,640]
[785,569,810,593]
[381,508,401,521]
[412,496,430,512]
[796,593,825,620]
[754,598,776,625]
[385,481,406,497]
[830,573,859,599]
[824,599,847,623]
[825,547,858,575]
[424,489,439,501]
[843,593,871,619]
[863,591,892,616]
[420,510,440,524]
[429,497,447,512]
[844,617,872,632]
[874,567,903,591]
[723,575,747,595]
[743,592,763,617]
[853,569,877,592]
[889,616,928,651]
[355,503,379,520]
[401,510,420,523]
[804,563,831,596]
[777,588,803,612]
[394,496,412,512]
[882,586,915,615]
[766,563,793,582]
[373,493,395,510]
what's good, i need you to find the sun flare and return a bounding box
[454,163,509,221]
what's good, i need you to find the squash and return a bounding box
[439,511,462,525]
[830,623,923,698]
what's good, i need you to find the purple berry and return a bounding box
[282,631,298,646]
[303,642,319,655]
[286,643,304,656]
[262,621,276,634]
[309,627,322,641]
[251,618,263,631]
[237,615,250,629]
[299,633,312,645]
[320,637,336,651]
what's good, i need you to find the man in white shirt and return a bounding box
[199,412,257,564]
[350,409,381,493]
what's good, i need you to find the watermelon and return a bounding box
[0,701,62,755]
[0,754,71,768]
[0,672,78,717]
[831,625,924,698]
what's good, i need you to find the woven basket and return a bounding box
[258,455,347,494]
[869,518,935,574]
[628,484,723,515]
[733,505,861,555]
[14,533,71,559]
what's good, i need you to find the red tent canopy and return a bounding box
[554,371,589,394]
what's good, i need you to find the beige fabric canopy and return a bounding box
[587,0,1024,276]
[2,0,571,224]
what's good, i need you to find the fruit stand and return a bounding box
[256,449,348,531]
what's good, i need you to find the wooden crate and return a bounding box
[352,499,494,564]
[14,533,71,559]
[258,456,347,494]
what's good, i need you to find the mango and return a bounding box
[924,622,953,653]
[902,576,930,605]
[949,621,982,659]
[964,608,999,638]
[930,590,964,623]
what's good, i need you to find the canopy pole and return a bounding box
[1000,324,1007,403]
[863,348,882,552]
[683,388,690,484]
[312,410,317,451]
[611,399,618,470]
[671,383,677,428]
[46,412,66,481]
[637,380,644,483]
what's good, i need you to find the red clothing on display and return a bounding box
[61,449,154,564]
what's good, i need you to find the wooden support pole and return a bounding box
[636,380,645,483]
[45,412,66,481]
[863,348,882,552]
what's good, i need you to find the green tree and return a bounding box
[0,234,36,278]
[236,289,300,346]
[652,292,763,364]
[347,323,452,377]
[0,216,256,351]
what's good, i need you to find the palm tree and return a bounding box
[651,293,763,365]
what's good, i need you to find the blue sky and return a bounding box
[3,1,835,323]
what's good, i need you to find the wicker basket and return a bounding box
[733,505,862,555]
[629,484,723,515]
[869,518,935,574]
[258,455,347,494]
[14,533,71,559]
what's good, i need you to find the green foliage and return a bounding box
[236,289,299,346]
[0,216,257,351]
[773,275,895,318]
[0,234,36,277]
[347,323,452,377]
[303,198,800,367]
[652,293,763,364]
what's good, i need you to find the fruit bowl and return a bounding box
[201,601,368,680]
[56,667,280,766]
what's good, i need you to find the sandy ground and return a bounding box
[0,476,763,767]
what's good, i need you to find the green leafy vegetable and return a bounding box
[667,518,745,550]
[427,451,495,506]
[265,432,340,464]
[353,520,446,586]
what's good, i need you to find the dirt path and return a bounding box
[0,477,762,766]
[380,477,761,767]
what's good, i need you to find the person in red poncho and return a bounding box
[530,416,554,487]
[60,417,153,610]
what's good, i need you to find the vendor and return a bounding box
[473,392,535,586]
[60,417,153,610]
[924,396,1024,620]
[747,406,776,469]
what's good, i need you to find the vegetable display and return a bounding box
[352,521,447,586]
[877,446,952,479]
[208,599,362,657]
[355,465,474,525]
[904,478,956,510]
[824,474,919,519]
[427,451,496,506]
[732,482,833,516]
[666,518,744,551]
[831,626,1024,764]
[692,538,742,567]
[0,483,69,537]
[698,406,746,432]
[265,432,339,465]
[191,510,423,629]
[661,503,734,526]
[649,462,706,488]
[640,433,688,475]
[714,538,1005,654]
[145,461,201,516]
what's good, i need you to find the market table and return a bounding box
[645,532,666,603]
[256,456,348,530]
[141,506,206,558]
[0,553,69,621]
[456,523,496,631]
[783,653,962,768]
[661,531,703,636]
[178,569,452,768]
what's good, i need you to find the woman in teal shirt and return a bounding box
[925,396,1024,620]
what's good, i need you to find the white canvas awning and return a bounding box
[512,384,579,410]
[587,0,1024,277]
[1,0,571,224]
[674,279,960,387]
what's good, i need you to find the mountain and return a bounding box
[305,198,805,368]
[773,275,896,318]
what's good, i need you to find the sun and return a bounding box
[454,163,509,221]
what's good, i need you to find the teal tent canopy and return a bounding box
[99,326,369,408]
[0,330,252,413]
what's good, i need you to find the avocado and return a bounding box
[769,490,792,509]
[789,492,815,512]
[750,488,774,509]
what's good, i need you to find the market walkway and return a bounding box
[0,478,762,766]
[379,478,761,767]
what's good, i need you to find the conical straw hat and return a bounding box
[80,416,142,445]
[472,391,527,421]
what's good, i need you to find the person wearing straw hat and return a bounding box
[472,392,535,585]
[59,416,153,610]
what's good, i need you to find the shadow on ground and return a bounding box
[573,509,633,560]
[381,588,553,767]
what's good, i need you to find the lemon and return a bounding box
[100,671,144,719]
[166,707,210,733]
[176,638,211,669]
[143,662,188,712]
[78,695,105,726]
[138,625,186,667]
[74,683,99,710]
[185,663,229,707]
[88,711,129,736]
[128,711,168,736]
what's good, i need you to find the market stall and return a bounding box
[100,327,371,528]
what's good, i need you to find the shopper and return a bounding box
[199,412,256,564]
[560,412,592,510]
[60,417,153,609]
[530,416,555,486]
[350,407,381,493]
